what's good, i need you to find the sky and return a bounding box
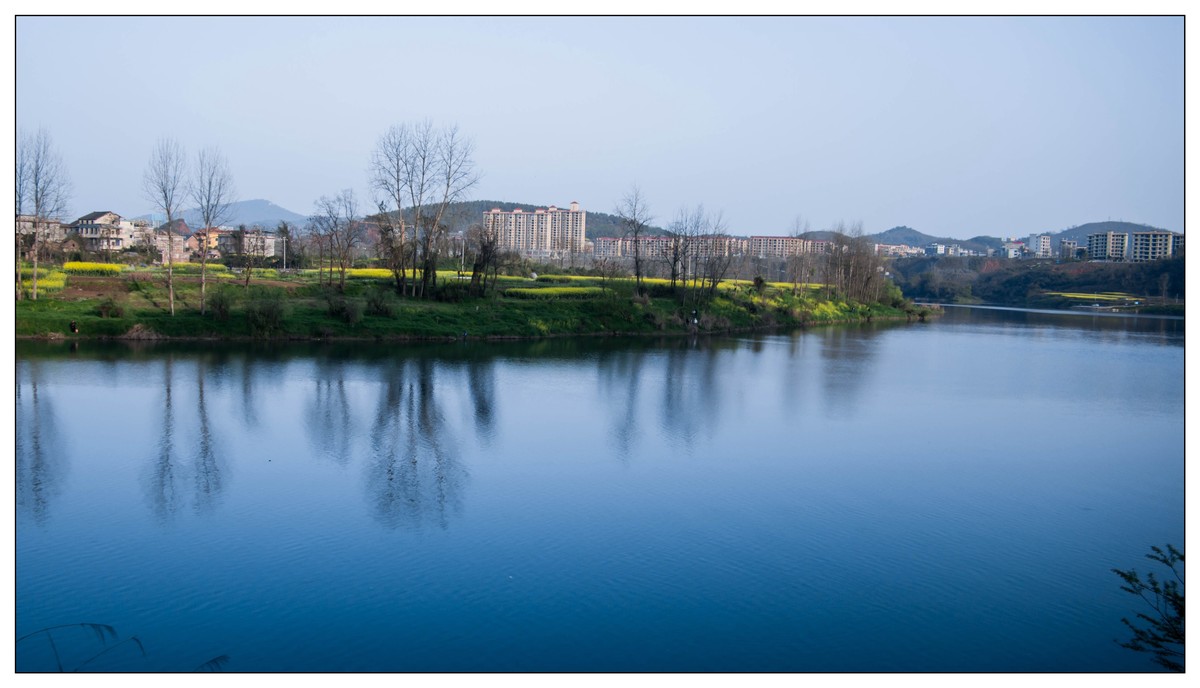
[14,15,1185,239]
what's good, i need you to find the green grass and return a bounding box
[15,267,916,340]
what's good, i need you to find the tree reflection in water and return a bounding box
[365,358,468,530]
[145,356,181,522]
[305,360,355,465]
[141,355,229,521]
[16,360,66,525]
[192,359,223,513]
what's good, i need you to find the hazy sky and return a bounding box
[15,16,1184,239]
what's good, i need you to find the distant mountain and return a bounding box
[136,199,307,229]
[866,226,1002,254]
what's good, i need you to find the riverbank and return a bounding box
[15,271,935,341]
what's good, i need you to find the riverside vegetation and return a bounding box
[14,261,931,341]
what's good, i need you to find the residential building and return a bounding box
[154,220,191,264]
[69,211,149,251]
[1059,239,1078,260]
[749,235,810,259]
[1027,234,1052,258]
[873,243,924,257]
[484,202,587,258]
[1129,230,1175,262]
[16,215,65,243]
[1171,233,1184,258]
[926,243,965,256]
[213,228,276,259]
[1087,231,1127,261]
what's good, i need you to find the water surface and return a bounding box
[15,308,1184,671]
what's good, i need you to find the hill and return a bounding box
[867,226,1002,254]
[137,199,308,229]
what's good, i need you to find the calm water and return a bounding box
[15,307,1184,672]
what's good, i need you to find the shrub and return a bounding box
[96,296,125,318]
[64,262,123,276]
[327,296,363,325]
[245,296,286,336]
[207,287,235,321]
[365,288,394,317]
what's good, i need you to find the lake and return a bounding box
[14,306,1184,672]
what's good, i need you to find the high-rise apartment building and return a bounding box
[484,202,586,258]
[1129,230,1176,262]
[1087,231,1127,261]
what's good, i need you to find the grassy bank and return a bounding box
[15,267,930,341]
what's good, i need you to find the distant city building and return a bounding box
[873,243,924,257]
[1129,230,1176,262]
[1171,233,1184,258]
[750,235,809,259]
[1027,234,1052,258]
[926,243,965,256]
[484,202,587,258]
[1002,242,1024,259]
[594,234,747,261]
[1087,231,1128,262]
[1059,239,1078,260]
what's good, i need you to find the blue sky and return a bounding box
[15,15,1184,238]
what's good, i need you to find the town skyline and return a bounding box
[16,16,1184,240]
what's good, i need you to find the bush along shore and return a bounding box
[15,266,938,342]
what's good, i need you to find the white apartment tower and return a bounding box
[1027,234,1052,258]
[484,202,587,258]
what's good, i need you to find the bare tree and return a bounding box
[822,220,884,303]
[698,210,733,296]
[616,185,653,295]
[242,224,268,289]
[370,128,413,294]
[787,215,814,295]
[466,221,500,297]
[17,129,71,301]
[311,190,362,291]
[15,134,29,300]
[143,138,188,316]
[190,147,236,315]
[370,121,479,298]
